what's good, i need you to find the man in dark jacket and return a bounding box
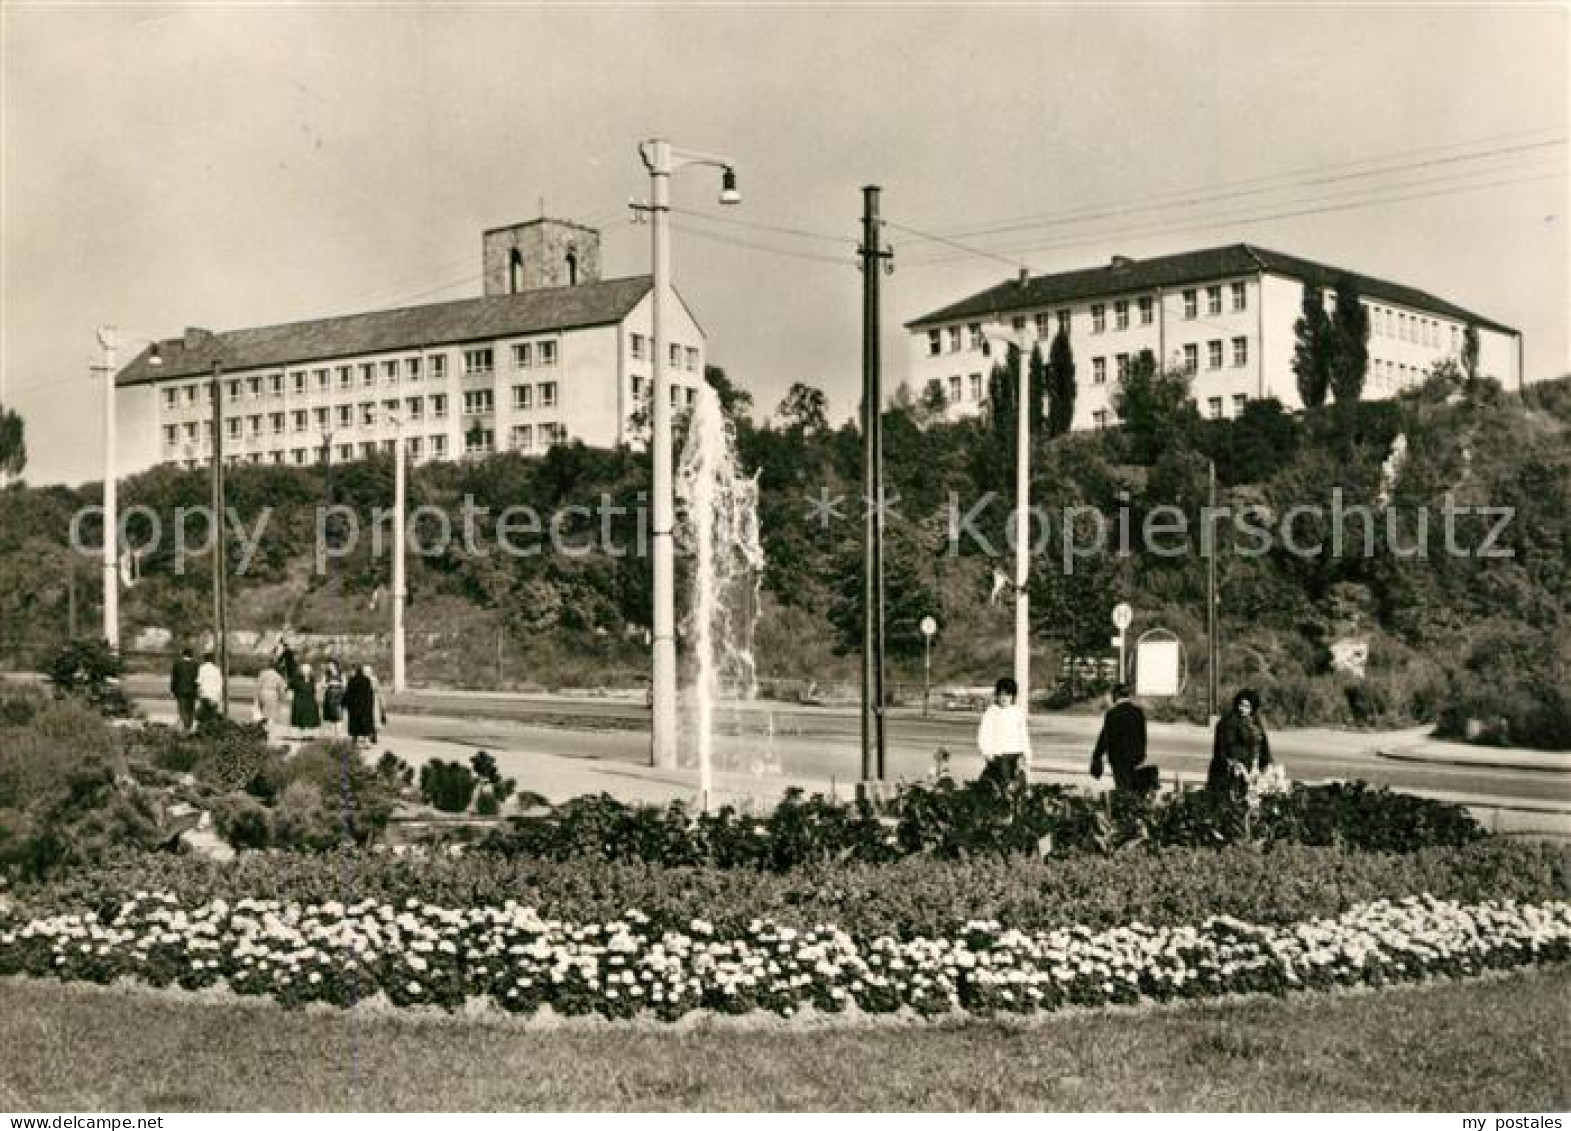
[1090,683,1155,793]
[169,647,199,733]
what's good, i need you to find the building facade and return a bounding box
[905,244,1521,431]
[114,218,706,474]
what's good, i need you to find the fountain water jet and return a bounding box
[676,384,766,806]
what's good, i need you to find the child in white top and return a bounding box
[977,676,1032,777]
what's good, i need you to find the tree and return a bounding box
[775,382,828,435]
[704,364,753,421]
[1329,276,1371,405]
[918,378,949,422]
[1044,327,1076,438]
[1461,323,1481,385]
[0,406,24,480]
[1292,284,1333,409]
[1112,350,1198,464]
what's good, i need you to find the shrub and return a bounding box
[44,639,135,718]
[474,788,501,817]
[211,793,271,851]
[271,780,340,852]
[470,750,500,785]
[419,759,477,814]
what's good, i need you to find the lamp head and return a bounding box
[718,166,740,206]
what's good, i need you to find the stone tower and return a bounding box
[482,218,602,296]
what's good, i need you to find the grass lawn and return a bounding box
[1,969,1567,1111]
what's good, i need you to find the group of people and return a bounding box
[976,677,1274,796]
[168,639,388,748]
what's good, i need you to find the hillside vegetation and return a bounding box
[1,370,1566,746]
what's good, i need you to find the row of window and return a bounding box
[628,334,702,372]
[924,281,1251,357]
[627,374,700,408]
[161,356,460,411]
[164,414,577,469]
[462,339,561,376]
[1370,306,1452,349]
[1089,393,1250,429]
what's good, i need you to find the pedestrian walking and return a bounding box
[320,658,346,736]
[976,676,1031,787]
[344,664,380,748]
[169,647,199,733]
[289,662,321,739]
[1207,688,1274,795]
[195,651,224,725]
[272,637,299,685]
[1090,683,1157,793]
[255,663,288,732]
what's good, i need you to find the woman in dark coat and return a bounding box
[320,658,346,736]
[1207,688,1272,795]
[344,665,378,747]
[289,662,321,736]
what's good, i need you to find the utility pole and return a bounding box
[1206,458,1219,721]
[1012,317,1031,706]
[97,329,119,653]
[391,417,407,693]
[210,360,229,716]
[859,185,892,786]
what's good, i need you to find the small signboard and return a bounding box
[1135,639,1182,697]
[919,616,938,637]
[1111,603,1133,630]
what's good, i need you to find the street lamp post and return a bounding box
[94,327,161,652]
[636,139,740,769]
[377,409,408,693]
[981,321,1034,705]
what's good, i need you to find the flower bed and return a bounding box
[2,893,1566,1020]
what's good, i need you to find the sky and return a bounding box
[3,3,1567,486]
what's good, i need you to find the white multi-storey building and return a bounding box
[905,244,1522,430]
[114,218,706,474]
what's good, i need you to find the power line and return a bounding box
[670,205,857,247]
[669,220,856,267]
[882,219,1024,271]
[901,165,1564,270]
[939,129,1566,243]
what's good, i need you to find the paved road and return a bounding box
[116,674,1569,807]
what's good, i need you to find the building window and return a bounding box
[1182,343,1199,374]
[226,380,239,402]
[292,410,307,432]
[512,424,533,452]
[1115,353,1129,381]
[406,358,422,381]
[1232,337,1248,367]
[967,323,983,350]
[1233,394,1247,415]
[1208,396,1223,418]
[245,376,261,398]
[630,375,644,400]
[291,449,306,465]
[383,361,399,383]
[630,333,646,360]
[1056,309,1071,334]
[1208,340,1223,370]
[513,385,533,410]
[407,396,423,420]
[187,384,201,404]
[968,373,982,401]
[538,340,557,367]
[432,394,447,419]
[337,366,352,390]
[360,364,375,387]
[465,428,494,456]
[539,422,563,447]
[1206,286,1222,316]
[227,418,242,439]
[1138,295,1154,325]
[336,405,352,427]
[463,389,494,415]
[1034,313,1051,338]
[430,355,447,379]
[1114,300,1129,331]
[408,437,423,459]
[1183,290,1197,319]
[247,415,262,437]
[686,347,700,372]
[927,329,941,356]
[1092,357,1107,385]
[669,343,682,367]
[512,343,532,369]
[424,435,443,458]
[1091,304,1105,334]
[360,403,376,426]
[183,422,197,442]
[358,442,375,459]
[1230,282,1247,312]
[538,381,558,408]
[464,348,494,375]
[669,385,681,407]
[382,399,399,422]
[947,326,962,353]
[1450,325,1459,352]
[291,371,306,394]
[338,443,353,461]
[313,407,329,429]
[1092,409,1108,429]
[947,374,961,402]
[163,424,177,446]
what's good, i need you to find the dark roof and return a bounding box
[905,243,1517,335]
[117,275,655,386]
